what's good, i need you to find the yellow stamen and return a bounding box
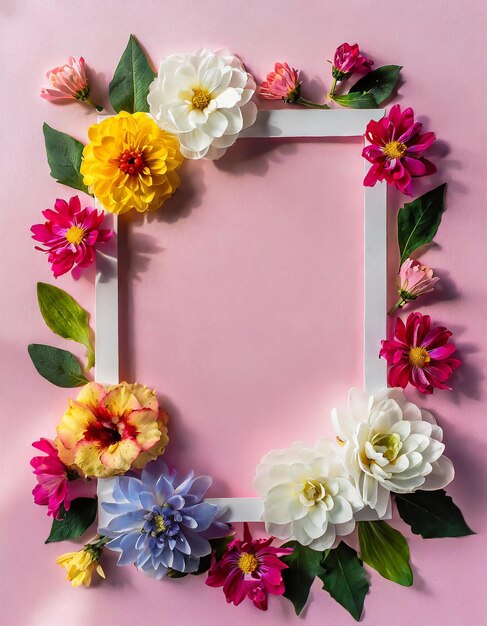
[383,140,407,159]
[409,346,431,368]
[336,436,345,447]
[192,87,211,110]
[154,514,166,533]
[65,225,85,245]
[303,479,326,503]
[238,552,259,574]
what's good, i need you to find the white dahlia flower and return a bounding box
[332,387,455,518]
[147,49,257,160]
[254,439,364,550]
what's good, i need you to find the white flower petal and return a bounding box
[421,456,455,490]
[202,111,229,138]
[327,496,353,524]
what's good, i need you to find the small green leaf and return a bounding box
[281,541,323,615]
[318,542,369,621]
[331,91,378,109]
[28,344,89,387]
[397,183,447,265]
[45,498,98,543]
[395,490,475,538]
[191,535,234,576]
[43,123,90,195]
[109,34,155,113]
[350,65,402,105]
[358,521,413,586]
[37,283,95,369]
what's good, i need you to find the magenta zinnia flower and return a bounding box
[260,62,301,103]
[31,196,113,278]
[362,104,437,195]
[380,312,461,394]
[31,438,78,519]
[206,524,292,611]
[332,42,373,81]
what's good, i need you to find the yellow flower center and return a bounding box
[154,514,166,533]
[303,479,327,503]
[371,432,402,462]
[409,346,431,368]
[238,552,259,574]
[65,226,85,245]
[383,140,407,159]
[192,87,212,110]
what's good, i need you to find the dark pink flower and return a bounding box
[380,312,461,394]
[332,42,373,80]
[206,524,292,611]
[31,438,78,519]
[31,196,113,278]
[260,62,301,102]
[362,104,437,195]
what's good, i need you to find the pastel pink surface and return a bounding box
[0,2,486,626]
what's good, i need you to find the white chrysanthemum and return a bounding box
[148,49,257,160]
[332,387,455,518]
[254,439,364,550]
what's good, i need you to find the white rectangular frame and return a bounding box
[96,109,388,526]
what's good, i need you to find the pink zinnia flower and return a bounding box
[31,438,78,519]
[206,524,292,611]
[390,258,440,313]
[31,196,113,279]
[260,62,301,103]
[332,42,373,80]
[380,312,461,394]
[40,57,102,110]
[362,104,437,195]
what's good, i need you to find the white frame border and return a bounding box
[96,109,388,526]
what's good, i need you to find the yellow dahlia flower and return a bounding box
[56,542,105,588]
[80,111,183,214]
[55,381,169,478]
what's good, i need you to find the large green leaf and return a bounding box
[45,498,98,543]
[43,123,90,195]
[109,34,155,113]
[397,184,447,265]
[281,541,323,615]
[350,65,402,105]
[318,542,369,621]
[28,344,88,387]
[358,521,413,586]
[395,490,475,538]
[37,283,95,369]
[331,91,378,109]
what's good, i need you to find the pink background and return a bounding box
[1,1,486,625]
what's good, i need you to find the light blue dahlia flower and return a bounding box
[99,459,229,579]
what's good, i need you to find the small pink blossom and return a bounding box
[380,312,461,394]
[390,258,440,313]
[332,42,373,79]
[31,438,78,519]
[260,62,301,103]
[206,524,292,611]
[362,104,437,195]
[40,57,101,110]
[31,195,113,279]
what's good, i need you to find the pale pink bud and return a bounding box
[41,57,101,110]
[260,62,301,103]
[389,258,440,314]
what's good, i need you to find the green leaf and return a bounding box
[43,123,90,195]
[109,34,155,113]
[192,535,234,576]
[37,282,95,369]
[318,542,369,621]
[397,183,447,265]
[331,91,378,109]
[45,498,98,543]
[350,65,402,105]
[281,541,323,615]
[395,490,475,538]
[358,521,413,586]
[28,344,89,387]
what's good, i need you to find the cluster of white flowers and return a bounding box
[254,387,454,551]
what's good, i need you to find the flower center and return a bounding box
[65,225,85,245]
[409,346,431,368]
[238,552,259,574]
[383,140,407,159]
[154,514,166,533]
[303,479,327,503]
[192,87,212,110]
[371,432,402,462]
[118,148,145,175]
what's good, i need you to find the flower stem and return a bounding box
[295,97,330,110]
[329,77,338,98]
[85,96,103,112]
[388,299,406,315]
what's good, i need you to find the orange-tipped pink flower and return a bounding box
[260,62,301,103]
[41,57,102,110]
